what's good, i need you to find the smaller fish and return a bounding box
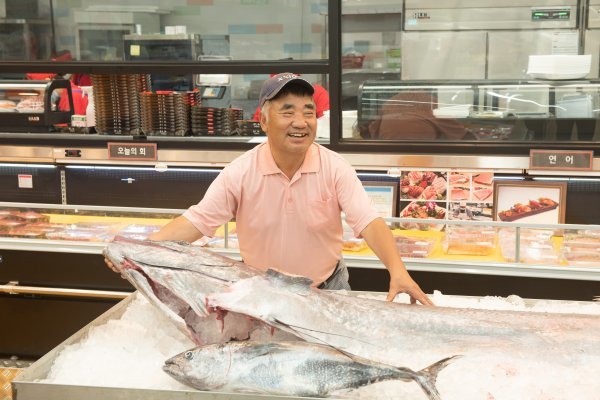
[163,341,458,399]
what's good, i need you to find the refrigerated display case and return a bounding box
[357,79,600,142]
[0,79,73,132]
[0,203,181,358]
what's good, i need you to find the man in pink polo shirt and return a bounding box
[143,73,432,305]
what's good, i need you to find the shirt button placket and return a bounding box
[286,183,295,213]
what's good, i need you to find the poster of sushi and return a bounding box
[493,181,567,224]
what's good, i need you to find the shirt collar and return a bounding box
[258,142,320,176]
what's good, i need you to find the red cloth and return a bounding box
[252,83,330,121]
[26,73,56,80]
[58,81,88,115]
[72,74,92,86]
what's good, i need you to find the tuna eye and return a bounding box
[185,351,193,360]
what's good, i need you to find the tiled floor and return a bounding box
[0,367,22,400]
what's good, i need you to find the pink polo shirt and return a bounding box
[183,142,379,286]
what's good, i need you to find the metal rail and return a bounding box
[0,283,130,299]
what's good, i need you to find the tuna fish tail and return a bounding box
[411,355,461,400]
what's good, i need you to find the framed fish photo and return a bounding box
[492,181,567,224]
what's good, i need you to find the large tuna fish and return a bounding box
[104,235,258,281]
[163,341,458,399]
[206,270,600,371]
[103,236,294,345]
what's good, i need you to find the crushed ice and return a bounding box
[39,290,600,399]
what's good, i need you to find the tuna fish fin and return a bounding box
[266,269,314,291]
[412,355,461,400]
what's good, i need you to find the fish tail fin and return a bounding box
[412,355,461,400]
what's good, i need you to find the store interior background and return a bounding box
[1,0,600,365]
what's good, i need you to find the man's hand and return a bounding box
[360,218,434,306]
[104,257,128,280]
[386,271,434,306]
[105,257,119,274]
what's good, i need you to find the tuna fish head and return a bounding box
[163,346,230,389]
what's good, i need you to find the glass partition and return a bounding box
[0,0,329,63]
[353,80,600,143]
[0,72,330,142]
[340,0,600,146]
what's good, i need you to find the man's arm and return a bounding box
[360,217,434,306]
[148,215,204,242]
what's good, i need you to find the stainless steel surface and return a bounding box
[401,31,487,80]
[0,284,129,299]
[0,237,105,254]
[406,0,576,8]
[0,146,54,162]
[6,144,600,173]
[341,153,529,171]
[123,34,197,41]
[0,201,185,215]
[402,0,579,80]
[342,0,403,14]
[405,0,576,30]
[52,147,245,167]
[585,30,600,79]
[589,0,600,28]
[49,146,532,171]
[488,30,579,79]
[0,144,553,171]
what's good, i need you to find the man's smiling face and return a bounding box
[261,92,317,157]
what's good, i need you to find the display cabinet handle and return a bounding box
[0,283,130,299]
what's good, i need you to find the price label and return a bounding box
[530,149,593,171]
[108,143,157,161]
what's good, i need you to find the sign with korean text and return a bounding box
[108,142,157,161]
[529,149,593,171]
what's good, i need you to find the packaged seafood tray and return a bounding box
[443,226,496,256]
[0,209,22,220]
[562,230,600,251]
[0,219,25,231]
[342,230,367,252]
[1,228,46,239]
[45,229,114,242]
[12,294,331,400]
[393,235,436,258]
[561,249,600,267]
[13,211,50,224]
[498,228,559,264]
[116,224,163,241]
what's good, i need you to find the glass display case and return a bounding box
[0,202,598,289]
[356,79,600,143]
[0,79,74,132]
